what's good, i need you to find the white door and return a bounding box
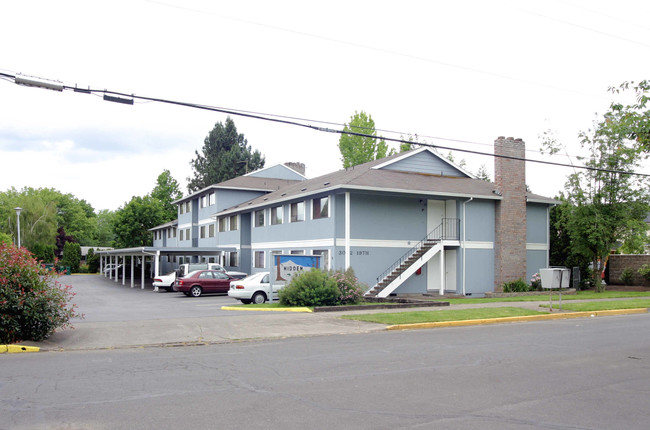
[427,200,457,292]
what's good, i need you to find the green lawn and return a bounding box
[539,299,650,312]
[444,290,650,305]
[340,307,547,325]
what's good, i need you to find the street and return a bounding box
[2,313,650,429]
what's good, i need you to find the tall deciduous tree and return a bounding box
[112,196,166,248]
[339,111,391,168]
[187,117,265,192]
[151,170,183,222]
[562,118,650,291]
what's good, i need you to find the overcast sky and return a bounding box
[1,0,648,211]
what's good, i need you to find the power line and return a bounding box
[3,70,649,178]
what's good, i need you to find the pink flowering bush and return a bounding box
[332,268,366,305]
[0,243,82,344]
[530,273,542,290]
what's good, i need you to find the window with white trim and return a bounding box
[271,206,283,225]
[200,225,206,239]
[180,229,184,241]
[290,201,305,223]
[312,196,329,219]
[185,228,190,240]
[254,209,265,227]
[209,224,215,237]
[218,217,227,232]
[254,251,265,268]
[313,250,329,270]
[209,192,216,206]
[229,215,238,231]
[227,251,238,267]
[290,250,305,255]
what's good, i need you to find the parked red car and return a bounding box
[174,270,244,297]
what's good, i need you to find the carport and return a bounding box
[96,247,237,289]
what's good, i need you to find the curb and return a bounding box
[386,308,648,331]
[0,345,41,354]
[221,306,312,313]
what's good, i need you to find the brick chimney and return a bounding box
[494,137,527,291]
[284,162,306,176]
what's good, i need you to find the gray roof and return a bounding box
[217,149,557,216]
[173,176,303,205]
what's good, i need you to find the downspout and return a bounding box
[462,197,473,296]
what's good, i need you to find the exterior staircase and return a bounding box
[365,219,458,298]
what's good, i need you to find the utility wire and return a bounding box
[3,71,649,178]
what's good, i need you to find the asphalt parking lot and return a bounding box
[69,274,252,323]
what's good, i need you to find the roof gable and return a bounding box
[373,147,474,178]
[245,163,307,181]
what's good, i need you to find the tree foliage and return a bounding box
[606,80,650,150]
[112,196,166,248]
[339,111,392,168]
[561,118,649,291]
[61,241,81,272]
[151,169,183,222]
[187,117,265,192]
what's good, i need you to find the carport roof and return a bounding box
[96,246,237,256]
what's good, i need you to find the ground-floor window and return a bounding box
[290,250,305,255]
[254,251,265,268]
[227,251,238,267]
[312,250,329,270]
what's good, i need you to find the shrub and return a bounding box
[620,268,634,285]
[332,268,366,305]
[530,272,541,290]
[638,264,650,283]
[61,242,81,273]
[279,269,340,307]
[0,243,82,343]
[86,248,100,273]
[502,278,529,293]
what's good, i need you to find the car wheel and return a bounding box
[190,286,202,297]
[251,292,266,304]
[240,299,252,304]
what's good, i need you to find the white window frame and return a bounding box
[312,196,330,219]
[209,192,216,206]
[290,201,305,223]
[271,206,283,225]
[209,223,215,238]
[254,209,265,227]
[229,215,238,231]
[254,251,265,268]
[218,217,227,232]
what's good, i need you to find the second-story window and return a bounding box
[185,202,191,213]
[290,201,305,222]
[209,224,215,237]
[229,215,238,231]
[313,196,329,219]
[271,206,283,225]
[200,225,206,239]
[209,193,215,206]
[254,209,265,227]
[218,217,227,232]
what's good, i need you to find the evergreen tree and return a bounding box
[187,117,265,192]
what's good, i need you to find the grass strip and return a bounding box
[341,307,546,325]
[540,299,650,312]
[444,290,650,304]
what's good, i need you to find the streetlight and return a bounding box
[14,207,22,247]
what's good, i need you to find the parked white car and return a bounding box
[153,271,177,292]
[228,272,271,304]
[103,264,122,274]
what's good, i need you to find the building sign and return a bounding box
[273,254,321,286]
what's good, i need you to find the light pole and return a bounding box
[14,207,22,247]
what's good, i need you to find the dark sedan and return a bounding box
[174,270,244,297]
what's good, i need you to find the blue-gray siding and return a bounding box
[381,151,467,177]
